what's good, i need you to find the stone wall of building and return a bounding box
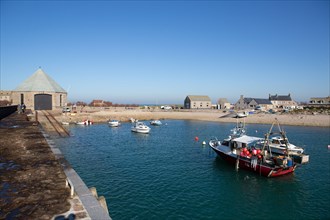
[11,91,67,110]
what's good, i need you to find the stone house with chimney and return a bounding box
[235,95,273,110]
[269,94,297,108]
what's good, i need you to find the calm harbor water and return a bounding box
[54,120,330,220]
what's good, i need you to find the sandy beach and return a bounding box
[57,109,330,127]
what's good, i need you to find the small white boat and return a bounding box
[76,120,93,125]
[131,122,151,134]
[108,120,120,127]
[150,120,162,126]
[268,136,304,155]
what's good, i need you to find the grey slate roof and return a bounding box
[253,98,272,105]
[243,98,253,103]
[186,95,211,101]
[14,69,66,93]
[269,94,292,101]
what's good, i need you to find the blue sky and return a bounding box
[1,0,329,104]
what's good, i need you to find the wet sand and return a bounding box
[58,109,330,127]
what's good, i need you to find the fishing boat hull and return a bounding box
[210,144,296,177]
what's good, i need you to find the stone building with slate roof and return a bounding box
[235,95,273,110]
[269,94,297,108]
[309,96,330,105]
[10,68,67,110]
[184,95,211,109]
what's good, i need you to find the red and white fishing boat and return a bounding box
[209,120,302,177]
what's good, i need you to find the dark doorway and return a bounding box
[20,94,24,104]
[34,94,52,110]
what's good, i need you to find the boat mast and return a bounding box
[276,119,290,157]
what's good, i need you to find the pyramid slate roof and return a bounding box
[14,69,66,93]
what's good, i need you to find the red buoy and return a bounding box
[195,136,199,141]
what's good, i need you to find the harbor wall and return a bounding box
[0,111,111,219]
[0,105,18,120]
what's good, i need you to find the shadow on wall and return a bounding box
[0,105,18,120]
[54,213,76,220]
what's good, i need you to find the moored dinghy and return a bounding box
[150,120,162,126]
[76,120,93,125]
[108,120,121,127]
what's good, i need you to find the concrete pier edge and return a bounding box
[39,129,112,220]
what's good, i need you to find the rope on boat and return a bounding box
[236,156,240,171]
[251,156,258,170]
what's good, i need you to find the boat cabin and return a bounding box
[230,135,263,149]
[271,136,286,145]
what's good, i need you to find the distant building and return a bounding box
[184,95,211,109]
[217,98,231,109]
[309,96,330,105]
[10,68,67,110]
[90,100,104,107]
[249,98,273,110]
[269,94,296,108]
[0,91,12,105]
[235,95,273,110]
